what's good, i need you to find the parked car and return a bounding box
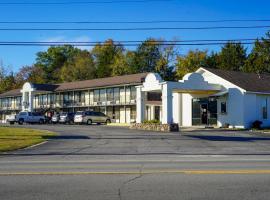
[16,112,45,125]
[74,111,111,125]
[59,112,75,124]
[6,114,17,125]
[51,113,60,124]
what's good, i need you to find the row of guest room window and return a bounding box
[0,86,137,109]
[34,86,137,107]
[0,97,22,109]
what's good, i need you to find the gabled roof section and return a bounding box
[0,89,21,98]
[200,67,270,93]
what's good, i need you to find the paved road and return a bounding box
[1,125,270,200]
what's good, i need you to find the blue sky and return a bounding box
[0,0,270,71]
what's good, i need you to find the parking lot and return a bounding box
[4,124,270,156]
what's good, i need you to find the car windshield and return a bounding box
[75,111,84,115]
[60,112,67,116]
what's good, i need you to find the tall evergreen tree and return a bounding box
[243,32,270,73]
[217,42,247,71]
[133,39,162,73]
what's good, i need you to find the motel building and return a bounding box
[1,67,270,129]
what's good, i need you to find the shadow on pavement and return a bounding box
[43,135,90,140]
[187,135,270,142]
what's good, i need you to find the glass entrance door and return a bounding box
[192,98,217,126]
[201,103,208,124]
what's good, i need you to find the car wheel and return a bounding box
[106,119,111,124]
[9,121,14,125]
[87,119,92,125]
[18,119,24,125]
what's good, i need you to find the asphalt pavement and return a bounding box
[1,124,270,200]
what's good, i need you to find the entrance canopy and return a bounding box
[136,72,223,124]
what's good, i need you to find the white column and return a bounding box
[162,84,173,124]
[136,86,145,123]
[151,105,155,120]
[21,92,26,111]
[28,91,33,111]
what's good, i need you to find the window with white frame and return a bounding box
[221,102,227,114]
[262,98,268,119]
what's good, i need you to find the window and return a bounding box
[100,89,106,102]
[113,88,120,103]
[89,91,94,105]
[130,86,136,101]
[120,87,125,104]
[221,102,227,114]
[49,94,55,104]
[42,94,47,105]
[94,90,100,102]
[262,98,268,119]
[125,87,131,104]
[107,88,114,102]
[84,91,90,105]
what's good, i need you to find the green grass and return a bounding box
[0,127,56,152]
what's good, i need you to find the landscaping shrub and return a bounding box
[143,119,161,124]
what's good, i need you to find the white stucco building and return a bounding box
[1,67,270,129]
[137,67,270,129]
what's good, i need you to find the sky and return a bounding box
[0,0,269,72]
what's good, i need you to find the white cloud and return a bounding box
[41,36,92,50]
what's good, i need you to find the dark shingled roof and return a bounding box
[0,73,148,98]
[0,89,21,98]
[54,72,148,91]
[202,67,270,93]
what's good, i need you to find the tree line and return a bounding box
[1,31,270,94]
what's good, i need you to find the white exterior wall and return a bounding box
[181,93,193,126]
[250,94,270,128]
[243,93,257,128]
[241,94,270,128]
[172,92,180,124]
[161,83,173,124]
[198,70,246,128]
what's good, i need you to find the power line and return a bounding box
[0,0,173,5]
[0,25,269,31]
[0,38,260,44]
[0,19,270,24]
[0,42,256,46]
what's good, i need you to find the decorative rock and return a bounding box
[130,123,179,132]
